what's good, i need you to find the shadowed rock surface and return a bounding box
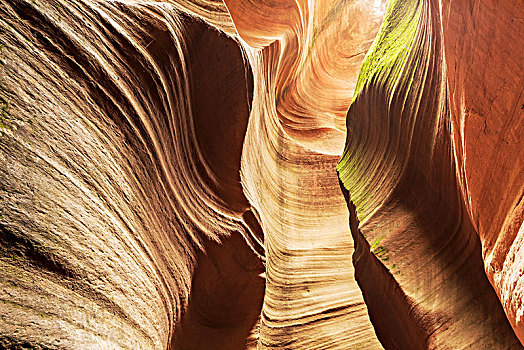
[338,0,524,348]
[0,0,523,349]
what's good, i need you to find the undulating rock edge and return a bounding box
[1,1,264,349]
[338,0,524,348]
[1,0,385,348]
[0,0,523,349]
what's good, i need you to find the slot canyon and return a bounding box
[0,0,523,349]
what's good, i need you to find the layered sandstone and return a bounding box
[0,1,261,348]
[338,0,524,348]
[0,0,383,348]
[0,0,523,349]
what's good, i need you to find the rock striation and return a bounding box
[338,0,524,348]
[0,1,262,348]
[0,0,523,349]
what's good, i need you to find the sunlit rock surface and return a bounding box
[1,0,523,349]
[338,0,524,348]
[0,1,262,348]
[228,0,386,348]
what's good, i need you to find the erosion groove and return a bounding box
[1,1,261,348]
[338,0,523,348]
[0,0,523,349]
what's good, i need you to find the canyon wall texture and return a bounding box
[338,0,524,348]
[0,0,523,349]
[1,1,263,348]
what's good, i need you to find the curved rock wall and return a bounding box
[338,0,524,348]
[441,0,524,343]
[229,0,387,348]
[0,1,261,348]
[1,0,523,349]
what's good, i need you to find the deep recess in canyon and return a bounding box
[0,0,523,349]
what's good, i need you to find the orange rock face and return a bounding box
[338,0,524,348]
[441,0,524,342]
[0,0,523,349]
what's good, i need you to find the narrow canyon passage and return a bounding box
[0,0,523,349]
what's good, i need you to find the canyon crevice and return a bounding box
[0,0,522,349]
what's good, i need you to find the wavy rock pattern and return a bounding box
[1,0,523,349]
[0,1,262,348]
[228,0,387,348]
[338,0,524,348]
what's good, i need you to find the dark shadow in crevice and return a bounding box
[172,231,265,350]
[171,17,264,350]
[339,178,429,350]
